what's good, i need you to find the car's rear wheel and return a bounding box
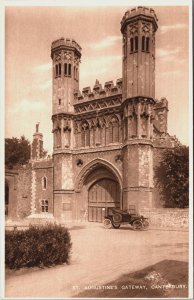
[112,222,120,229]
[112,213,122,223]
[132,220,143,231]
[103,218,112,229]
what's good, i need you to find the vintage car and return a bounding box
[103,207,149,230]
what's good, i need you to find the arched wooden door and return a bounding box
[88,178,120,222]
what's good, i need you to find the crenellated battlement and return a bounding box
[121,6,158,33]
[51,37,82,58]
[74,79,122,102]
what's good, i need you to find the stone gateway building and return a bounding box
[5,7,181,223]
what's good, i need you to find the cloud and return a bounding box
[80,54,121,90]
[157,70,182,78]
[156,47,182,62]
[37,80,52,91]
[11,99,46,113]
[157,47,181,58]
[160,23,187,34]
[80,55,121,87]
[89,36,121,50]
[33,63,51,72]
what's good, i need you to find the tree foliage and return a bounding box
[5,135,31,169]
[154,146,189,208]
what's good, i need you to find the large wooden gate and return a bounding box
[88,178,120,222]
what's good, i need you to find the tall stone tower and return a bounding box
[51,38,82,220]
[51,38,81,150]
[121,7,158,212]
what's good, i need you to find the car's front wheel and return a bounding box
[103,218,112,229]
[132,220,143,231]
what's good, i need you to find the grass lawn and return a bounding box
[74,260,188,298]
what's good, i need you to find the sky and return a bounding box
[5,4,190,154]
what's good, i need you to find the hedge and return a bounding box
[5,223,72,269]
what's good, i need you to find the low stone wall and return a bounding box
[140,208,189,229]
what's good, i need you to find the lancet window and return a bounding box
[130,36,138,53]
[142,36,150,52]
[109,116,119,143]
[81,121,90,147]
[55,63,61,77]
[64,63,72,77]
[42,176,47,190]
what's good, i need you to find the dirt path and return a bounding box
[5,224,188,298]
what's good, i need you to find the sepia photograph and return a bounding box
[2,0,193,298]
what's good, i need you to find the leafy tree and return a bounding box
[5,135,31,169]
[154,146,189,208]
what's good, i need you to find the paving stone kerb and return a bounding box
[5,224,188,298]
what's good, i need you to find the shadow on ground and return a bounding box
[74,260,188,298]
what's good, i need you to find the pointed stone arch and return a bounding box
[75,158,122,193]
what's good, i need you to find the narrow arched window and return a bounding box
[135,36,138,52]
[112,118,119,143]
[85,128,90,147]
[68,64,71,76]
[58,98,61,106]
[130,38,134,52]
[81,122,90,147]
[56,64,58,77]
[74,66,76,80]
[146,37,149,52]
[58,63,61,76]
[108,117,119,143]
[109,125,113,144]
[42,177,47,190]
[142,36,145,51]
[81,130,85,147]
[64,63,67,76]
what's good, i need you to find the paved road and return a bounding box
[5,223,188,298]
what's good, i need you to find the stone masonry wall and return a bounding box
[32,159,53,214]
[152,147,165,207]
[140,208,189,229]
[16,165,32,219]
